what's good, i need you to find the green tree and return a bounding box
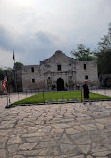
[14,62,23,70]
[0,67,13,82]
[0,67,13,94]
[0,68,4,80]
[71,44,95,61]
[95,23,111,74]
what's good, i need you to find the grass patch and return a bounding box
[12,91,111,105]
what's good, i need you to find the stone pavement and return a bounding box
[92,89,111,97]
[0,93,111,158]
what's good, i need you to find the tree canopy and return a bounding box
[71,44,95,61]
[71,23,111,75]
[14,62,23,70]
[0,68,4,80]
[95,23,111,74]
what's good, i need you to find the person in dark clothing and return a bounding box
[83,80,91,105]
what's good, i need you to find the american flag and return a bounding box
[3,76,7,90]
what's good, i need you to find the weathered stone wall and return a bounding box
[76,61,98,85]
[16,67,22,92]
[22,65,45,92]
[22,51,98,92]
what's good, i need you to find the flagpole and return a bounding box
[13,49,15,65]
[13,49,17,92]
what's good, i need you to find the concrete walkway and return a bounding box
[92,89,111,97]
[0,93,111,158]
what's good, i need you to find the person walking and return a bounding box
[83,80,91,105]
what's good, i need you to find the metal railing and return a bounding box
[1,87,111,108]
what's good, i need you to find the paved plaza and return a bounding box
[0,90,111,158]
[92,89,111,97]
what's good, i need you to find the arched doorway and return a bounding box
[57,78,64,91]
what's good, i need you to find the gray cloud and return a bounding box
[0,25,13,50]
[0,0,111,67]
[0,25,60,65]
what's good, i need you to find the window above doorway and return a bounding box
[57,65,61,71]
[85,75,88,79]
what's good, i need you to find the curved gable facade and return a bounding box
[22,50,98,92]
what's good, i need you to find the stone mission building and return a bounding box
[22,50,98,92]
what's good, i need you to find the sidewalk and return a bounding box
[92,89,111,97]
[0,93,111,158]
[0,92,36,111]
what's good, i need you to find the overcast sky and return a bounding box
[0,0,111,68]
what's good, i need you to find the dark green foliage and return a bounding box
[95,23,111,74]
[0,68,4,80]
[0,67,12,80]
[95,50,111,74]
[14,62,23,70]
[71,44,95,61]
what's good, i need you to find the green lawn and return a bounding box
[12,91,111,105]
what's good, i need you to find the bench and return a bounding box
[69,98,80,102]
[45,99,55,104]
[58,98,67,103]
